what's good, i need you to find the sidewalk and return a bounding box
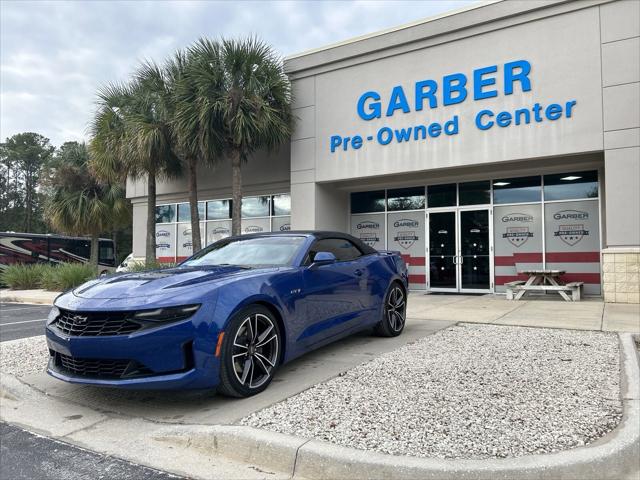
[0,289,60,305]
[407,293,640,333]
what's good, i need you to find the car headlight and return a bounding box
[47,306,60,325]
[133,304,201,323]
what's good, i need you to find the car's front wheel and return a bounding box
[218,305,281,398]
[374,282,406,337]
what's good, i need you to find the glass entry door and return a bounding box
[428,209,492,293]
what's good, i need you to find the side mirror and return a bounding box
[310,251,337,267]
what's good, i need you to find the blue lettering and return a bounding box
[428,122,441,137]
[414,125,427,140]
[357,91,381,120]
[330,135,342,153]
[504,60,531,95]
[496,111,512,127]
[443,73,467,106]
[565,100,576,118]
[394,127,412,142]
[545,103,562,120]
[474,65,498,100]
[386,86,410,117]
[377,127,393,145]
[351,135,363,149]
[444,116,459,135]
[415,80,438,110]
[476,110,494,130]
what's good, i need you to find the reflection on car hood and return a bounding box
[72,265,274,299]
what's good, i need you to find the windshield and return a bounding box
[182,236,306,268]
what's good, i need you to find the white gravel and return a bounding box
[0,335,49,377]
[241,323,623,459]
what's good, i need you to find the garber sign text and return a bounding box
[329,60,577,153]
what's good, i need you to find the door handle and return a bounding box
[354,269,363,277]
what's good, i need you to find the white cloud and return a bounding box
[0,0,478,147]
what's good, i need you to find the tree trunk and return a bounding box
[89,232,99,268]
[231,150,242,236]
[146,173,157,265]
[188,156,202,252]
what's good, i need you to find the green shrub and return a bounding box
[127,261,176,272]
[0,264,48,290]
[46,263,97,291]
[1,262,97,291]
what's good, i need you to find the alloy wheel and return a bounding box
[231,313,279,389]
[385,286,406,332]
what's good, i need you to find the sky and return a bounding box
[1,0,479,147]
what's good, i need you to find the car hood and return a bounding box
[72,265,276,300]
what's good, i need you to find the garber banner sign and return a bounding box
[329,60,577,153]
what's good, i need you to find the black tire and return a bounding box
[374,282,407,337]
[218,305,282,398]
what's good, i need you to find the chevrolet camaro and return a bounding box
[45,231,408,397]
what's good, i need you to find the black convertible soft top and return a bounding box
[226,230,378,256]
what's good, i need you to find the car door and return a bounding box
[297,238,367,347]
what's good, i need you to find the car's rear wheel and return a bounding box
[218,305,281,398]
[374,282,406,337]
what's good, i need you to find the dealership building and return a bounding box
[127,0,640,303]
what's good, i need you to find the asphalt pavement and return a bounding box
[0,422,183,480]
[0,302,51,342]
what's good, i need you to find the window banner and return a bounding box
[387,211,426,290]
[272,216,291,232]
[241,218,271,235]
[155,224,176,263]
[206,220,231,246]
[544,200,601,295]
[177,222,195,261]
[493,205,543,292]
[350,214,385,251]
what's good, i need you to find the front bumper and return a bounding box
[45,306,222,390]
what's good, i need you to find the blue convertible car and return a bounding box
[46,231,408,397]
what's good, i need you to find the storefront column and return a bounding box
[600,0,640,303]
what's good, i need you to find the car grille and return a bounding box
[53,309,142,336]
[54,352,153,379]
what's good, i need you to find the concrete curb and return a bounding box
[0,289,60,305]
[157,333,640,480]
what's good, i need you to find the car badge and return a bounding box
[71,314,88,324]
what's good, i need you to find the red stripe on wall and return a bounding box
[559,273,601,284]
[401,255,426,266]
[157,257,175,263]
[545,252,600,263]
[409,274,426,284]
[494,253,543,266]
[495,274,529,285]
[176,256,188,262]
[496,273,601,285]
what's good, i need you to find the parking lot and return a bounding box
[0,303,51,342]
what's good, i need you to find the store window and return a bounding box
[544,171,598,201]
[387,187,425,211]
[493,176,541,204]
[459,181,491,206]
[177,202,205,222]
[493,204,543,292]
[351,190,385,213]
[544,200,601,295]
[427,184,456,207]
[242,196,270,218]
[207,200,231,220]
[272,194,291,216]
[155,204,176,223]
[387,211,426,290]
[350,213,385,250]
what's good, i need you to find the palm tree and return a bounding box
[187,37,293,235]
[91,67,182,264]
[171,49,219,252]
[44,142,129,266]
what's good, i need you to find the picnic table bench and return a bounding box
[505,270,584,302]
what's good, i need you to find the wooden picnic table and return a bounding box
[506,269,584,302]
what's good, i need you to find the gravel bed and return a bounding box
[0,335,48,377]
[242,324,623,459]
